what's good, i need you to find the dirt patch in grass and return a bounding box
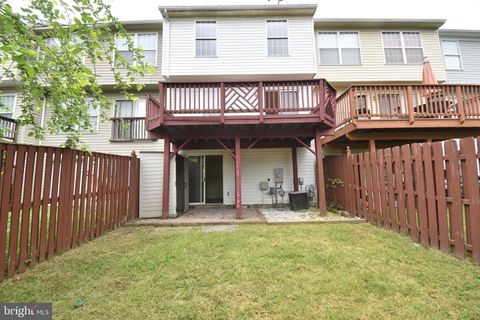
[0,224,479,319]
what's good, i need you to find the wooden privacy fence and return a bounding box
[328,137,480,264]
[0,143,140,281]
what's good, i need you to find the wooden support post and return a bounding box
[406,85,415,125]
[348,89,356,121]
[258,81,264,123]
[319,79,325,120]
[159,83,165,125]
[315,128,327,216]
[220,82,225,124]
[292,147,299,191]
[162,135,170,219]
[456,85,465,124]
[235,136,242,219]
[369,139,376,154]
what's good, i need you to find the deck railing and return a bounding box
[146,79,336,129]
[111,118,148,141]
[336,84,480,127]
[0,116,17,141]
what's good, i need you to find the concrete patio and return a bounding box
[127,206,364,226]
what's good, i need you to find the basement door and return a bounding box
[188,155,223,205]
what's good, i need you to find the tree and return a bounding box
[0,0,154,148]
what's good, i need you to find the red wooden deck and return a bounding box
[145,79,337,219]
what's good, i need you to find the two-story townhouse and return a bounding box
[148,4,335,219]
[439,29,480,84]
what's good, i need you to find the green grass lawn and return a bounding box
[0,223,479,319]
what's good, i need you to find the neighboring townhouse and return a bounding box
[318,19,480,154]
[2,4,480,219]
[439,29,480,84]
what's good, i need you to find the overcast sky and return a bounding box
[106,0,480,30]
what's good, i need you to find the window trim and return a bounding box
[194,20,218,58]
[113,32,158,67]
[0,93,17,119]
[266,19,289,57]
[441,40,463,71]
[317,31,362,65]
[381,31,424,65]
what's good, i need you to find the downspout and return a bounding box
[38,96,46,145]
[161,8,171,79]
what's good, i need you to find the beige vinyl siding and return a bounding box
[163,17,317,77]
[85,30,163,86]
[41,91,163,155]
[315,28,447,85]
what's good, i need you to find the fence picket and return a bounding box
[412,144,429,247]
[422,143,439,248]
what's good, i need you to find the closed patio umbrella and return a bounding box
[422,57,437,85]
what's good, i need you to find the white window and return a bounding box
[86,103,100,133]
[115,33,157,66]
[195,21,217,57]
[267,20,288,56]
[442,40,462,70]
[114,99,146,118]
[318,32,361,65]
[382,32,423,64]
[0,95,16,118]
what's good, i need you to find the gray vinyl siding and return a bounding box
[441,36,480,84]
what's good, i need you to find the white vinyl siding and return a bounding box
[442,40,462,70]
[139,152,176,218]
[115,33,158,66]
[382,31,424,64]
[181,148,317,206]
[163,17,316,76]
[195,21,217,57]
[318,32,361,65]
[267,20,288,56]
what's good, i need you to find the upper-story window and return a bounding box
[442,40,462,70]
[382,32,423,64]
[195,21,217,57]
[115,33,157,66]
[318,32,361,65]
[267,20,288,56]
[0,95,16,119]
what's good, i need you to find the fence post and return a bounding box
[129,151,139,221]
[406,85,415,124]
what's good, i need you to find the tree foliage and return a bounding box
[0,0,153,148]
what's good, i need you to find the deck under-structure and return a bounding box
[146,79,337,219]
[322,84,480,151]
